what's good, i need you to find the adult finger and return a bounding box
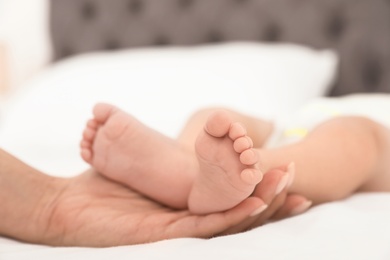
[217,169,289,235]
[271,194,312,220]
[167,196,265,239]
[246,190,288,230]
[253,167,291,204]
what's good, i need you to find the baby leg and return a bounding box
[257,116,390,204]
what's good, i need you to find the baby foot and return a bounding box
[80,103,198,209]
[188,110,263,214]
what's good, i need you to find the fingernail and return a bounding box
[250,204,268,217]
[287,162,295,188]
[275,174,289,195]
[290,200,312,216]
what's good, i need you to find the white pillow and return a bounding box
[0,42,338,175]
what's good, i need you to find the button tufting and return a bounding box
[81,2,97,20]
[105,39,121,50]
[262,23,282,42]
[326,12,346,41]
[207,31,224,43]
[234,0,249,4]
[129,0,143,14]
[154,35,170,46]
[59,46,73,59]
[178,0,194,9]
[362,59,382,91]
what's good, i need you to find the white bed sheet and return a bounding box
[1,194,389,260]
[1,43,389,259]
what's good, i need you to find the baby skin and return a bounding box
[80,103,265,214]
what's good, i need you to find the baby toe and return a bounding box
[204,111,231,137]
[229,122,247,140]
[80,149,92,163]
[93,103,117,123]
[83,127,96,141]
[241,168,263,185]
[87,119,99,129]
[234,136,253,153]
[240,149,259,165]
[80,140,91,149]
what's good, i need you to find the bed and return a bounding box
[1,0,390,259]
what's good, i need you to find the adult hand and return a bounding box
[40,169,309,247]
[1,145,310,247]
[220,167,311,235]
[34,169,264,247]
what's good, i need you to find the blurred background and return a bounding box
[0,0,51,93]
[1,0,389,97]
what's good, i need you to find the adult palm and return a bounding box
[42,169,264,247]
[1,149,308,247]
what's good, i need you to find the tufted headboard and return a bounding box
[49,0,390,96]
